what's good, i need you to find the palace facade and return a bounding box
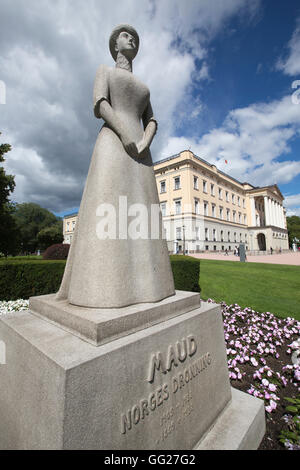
[63,150,289,253]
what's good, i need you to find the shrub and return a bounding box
[170,255,200,293]
[0,255,200,301]
[43,244,70,260]
[0,261,65,301]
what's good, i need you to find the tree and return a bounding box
[286,216,300,247]
[13,203,62,253]
[0,134,20,256]
[37,223,64,250]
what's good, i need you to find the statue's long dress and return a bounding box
[56,64,175,308]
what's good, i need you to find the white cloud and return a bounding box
[1,0,262,211]
[277,19,300,76]
[160,94,300,188]
[284,194,300,217]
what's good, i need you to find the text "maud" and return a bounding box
[148,335,197,383]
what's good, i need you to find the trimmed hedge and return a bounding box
[170,255,200,293]
[43,244,70,260]
[0,261,66,301]
[0,256,200,301]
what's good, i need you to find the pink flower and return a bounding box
[251,357,258,367]
[269,383,276,392]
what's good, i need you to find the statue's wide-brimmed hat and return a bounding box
[109,24,139,61]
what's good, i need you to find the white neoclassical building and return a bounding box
[63,150,289,254]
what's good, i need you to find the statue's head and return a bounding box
[109,24,139,62]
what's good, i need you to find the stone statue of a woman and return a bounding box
[56,25,175,308]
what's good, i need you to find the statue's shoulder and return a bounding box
[95,64,113,78]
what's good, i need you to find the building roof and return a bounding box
[154,150,248,187]
[154,151,285,197]
[64,212,78,219]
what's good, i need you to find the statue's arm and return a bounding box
[137,101,158,156]
[94,65,139,158]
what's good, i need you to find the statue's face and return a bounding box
[115,31,138,60]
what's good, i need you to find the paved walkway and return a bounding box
[190,251,300,266]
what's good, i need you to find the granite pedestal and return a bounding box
[0,293,265,450]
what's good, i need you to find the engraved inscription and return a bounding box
[158,391,193,444]
[120,384,169,434]
[148,335,197,383]
[120,334,212,436]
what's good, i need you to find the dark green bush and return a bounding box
[0,261,65,301]
[0,255,200,301]
[43,243,70,260]
[170,255,200,293]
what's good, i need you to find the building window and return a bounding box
[194,199,199,214]
[243,199,245,208]
[213,229,217,242]
[205,228,209,241]
[244,214,247,225]
[194,176,198,190]
[221,230,224,242]
[175,200,181,215]
[238,196,241,207]
[233,211,236,222]
[226,191,229,202]
[219,207,223,220]
[227,209,230,222]
[174,177,181,190]
[232,194,235,204]
[234,232,237,242]
[218,188,222,199]
[238,213,241,224]
[67,222,70,232]
[228,231,231,242]
[203,180,207,193]
[160,181,166,193]
[161,203,166,217]
[212,204,216,217]
[204,202,208,216]
[195,227,200,240]
[211,184,215,196]
[213,245,217,251]
[176,227,182,240]
[205,245,209,251]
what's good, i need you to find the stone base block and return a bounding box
[196,388,266,450]
[0,297,265,450]
[29,291,200,346]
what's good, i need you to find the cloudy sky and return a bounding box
[1,0,300,216]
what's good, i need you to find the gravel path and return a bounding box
[191,252,300,265]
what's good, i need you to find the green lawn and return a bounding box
[199,259,300,321]
[1,255,300,321]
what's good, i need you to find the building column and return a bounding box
[270,199,275,226]
[267,199,272,226]
[280,205,285,229]
[250,197,256,226]
[278,203,282,228]
[275,201,280,227]
[277,202,281,228]
[264,196,270,226]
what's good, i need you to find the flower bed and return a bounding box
[0,298,299,450]
[215,299,300,450]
